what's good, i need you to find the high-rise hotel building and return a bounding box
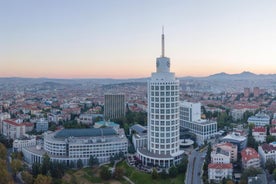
[137,30,184,168]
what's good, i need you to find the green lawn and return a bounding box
[117,161,185,184]
[62,161,185,184]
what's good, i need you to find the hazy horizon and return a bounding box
[1,1,276,78]
[0,70,275,80]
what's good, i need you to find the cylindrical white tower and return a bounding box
[137,29,183,168]
[147,31,180,155]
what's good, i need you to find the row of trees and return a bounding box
[151,156,188,180]
[202,143,212,184]
[0,143,14,184]
[112,105,147,133]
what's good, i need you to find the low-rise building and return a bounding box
[22,128,128,166]
[78,113,93,124]
[222,132,247,152]
[180,101,217,145]
[211,147,231,164]
[258,142,276,166]
[182,119,217,145]
[13,137,36,152]
[270,127,276,136]
[2,119,26,139]
[252,127,266,143]
[0,112,11,134]
[129,124,147,151]
[247,112,270,127]
[214,142,238,162]
[208,163,233,183]
[241,147,260,169]
[271,119,276,126]
[36,118,48,132]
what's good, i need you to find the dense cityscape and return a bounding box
[0,30,276,184]
[2,1,276,184]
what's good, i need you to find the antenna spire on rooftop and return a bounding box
[162,26,165,57]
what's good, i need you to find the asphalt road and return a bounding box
[185,149,206,184]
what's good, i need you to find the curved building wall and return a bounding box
[148,80,180,155]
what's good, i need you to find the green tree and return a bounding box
[11,159,22,176]
[273,168,276,181]
[69,161,75,168]
[41,154,51,175]
[100,166,111,180]
[240,167,262,183]
[160,169,168,179]
[265,158,276,174]
[89,155,99,167]
[34,174,52,184]
[113,167,124,179]
[21,171,34,184]
[32,162,41,177]
[169,166,178,178]
[77,159,83,169]
[50,161,65,178]
[151,168,158,179]
[177,156,188,174]
[0,143,7,159]
[266,135,276,143]
[0,159,13,184]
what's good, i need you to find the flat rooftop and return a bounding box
[54,128,117,138]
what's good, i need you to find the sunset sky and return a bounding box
[1,0,276,79]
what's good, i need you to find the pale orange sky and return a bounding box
[1,1,276,79]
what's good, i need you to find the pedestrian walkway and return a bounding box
[123,176,135,184]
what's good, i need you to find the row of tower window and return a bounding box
[150,120,177,126]
[151,103,178,108]
[151,92,178,96]
[150,126,177,131]
[151,109,178,114]
[151,114,179,119]
[150,97,178,102]
[150,85,178,90]
[150,132,179,137]
[151,143,178,150]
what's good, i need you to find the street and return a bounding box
[185,149,206,184]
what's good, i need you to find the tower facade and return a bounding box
[137,30,184,168]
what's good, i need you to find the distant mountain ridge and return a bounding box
[0,71,275,82]
[206,71,275,79]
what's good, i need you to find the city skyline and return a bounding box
[1,0,276,79]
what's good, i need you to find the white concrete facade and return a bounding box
[179,101,201,127]
[208,163,233,182]
[22,128,128,166]
[248,112,270,126]
[258,142,276,166]
[137,31,183,168]
[2,119,26,139]
[13,137,36,152]
[179,101,217,145]
[211,149,231,164]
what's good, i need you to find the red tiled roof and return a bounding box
[241,147,259,162]
[261,143,276,152]
[270,127,276,133]
[217,142,237,148]
[208,163,233,169]
[3,119,24,126]
[253,127,266,133]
